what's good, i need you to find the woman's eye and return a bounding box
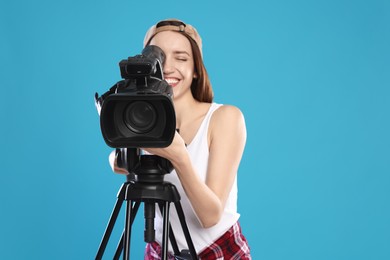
[176,57,188,62]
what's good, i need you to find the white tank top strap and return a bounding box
[187,103,223,149]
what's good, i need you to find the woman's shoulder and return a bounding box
[212,103,245,123]
[210,103,246,134]
[208,103,246,147]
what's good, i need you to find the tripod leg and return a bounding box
[114,202,141,260]
[95,183,127,260]
[174,202,198,259]
[161,201,171,260]
[158,203,180,256]
[114,233,124,260]
[123,200,135,260]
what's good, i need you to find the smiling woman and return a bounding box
[111,19,251,260]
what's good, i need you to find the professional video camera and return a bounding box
[95,45,176,149]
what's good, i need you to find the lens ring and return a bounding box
[123,101,157,134]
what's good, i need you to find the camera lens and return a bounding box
[123,101,157,134]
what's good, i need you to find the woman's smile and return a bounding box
[165,77,180,87]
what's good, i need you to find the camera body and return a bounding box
[95,45,176,148]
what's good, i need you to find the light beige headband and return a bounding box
[143,19,203,56]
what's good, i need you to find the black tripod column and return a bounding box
[144,202,156,243]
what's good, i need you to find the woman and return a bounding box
[111,19,251,259]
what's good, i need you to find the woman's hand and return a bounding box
[109,149,129,174]
[141,130,188,164]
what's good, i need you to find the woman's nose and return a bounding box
[163,59,174,75]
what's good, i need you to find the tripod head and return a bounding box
[115,148,174,183]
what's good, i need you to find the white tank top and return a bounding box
[154,103,240,253]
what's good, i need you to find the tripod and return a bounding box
[95,149,198,260]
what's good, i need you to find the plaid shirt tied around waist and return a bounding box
[144,221,251,260]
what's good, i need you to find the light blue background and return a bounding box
[1,0,389,259]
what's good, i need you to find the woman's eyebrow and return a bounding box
[173,50,190,56]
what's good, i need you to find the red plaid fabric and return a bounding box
[144,222,251,260]
[144,241,175,260]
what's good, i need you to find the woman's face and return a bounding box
[149,31,195,101]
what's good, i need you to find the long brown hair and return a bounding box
[184,34,214,103]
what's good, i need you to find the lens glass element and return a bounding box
[123,101,157,134]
